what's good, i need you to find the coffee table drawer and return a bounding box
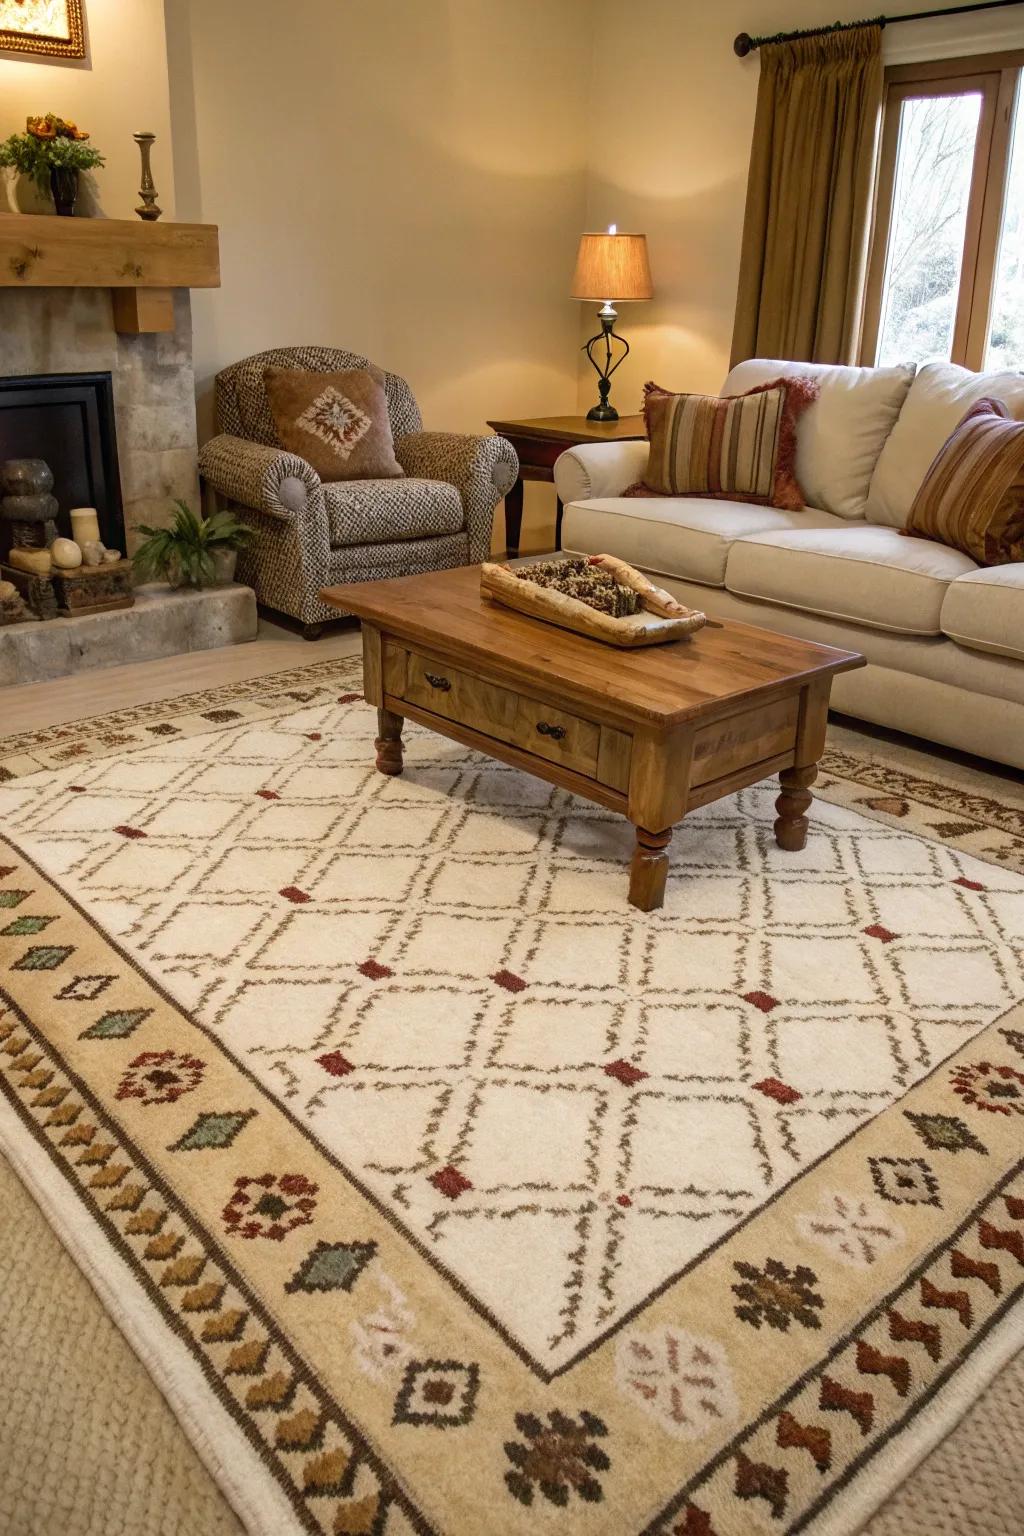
[383,643,615,782]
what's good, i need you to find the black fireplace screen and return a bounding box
[0,372,125,557]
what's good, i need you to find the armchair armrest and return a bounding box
[395,430,519,563]
[553,440,650,505]
[198,434,326,525]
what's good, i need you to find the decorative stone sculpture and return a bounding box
[82,540,105,566]
[1,458,59,549]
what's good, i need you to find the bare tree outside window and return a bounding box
[866,55,1024,374]
[985,83,1024,370]
[876,94,981,368]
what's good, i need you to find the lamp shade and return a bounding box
[570,231,653,302]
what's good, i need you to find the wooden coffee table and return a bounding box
[322,567,864,911]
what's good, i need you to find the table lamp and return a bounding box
[571,225,653,420]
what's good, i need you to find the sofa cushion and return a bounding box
[725,525,977,635]
[324,477,463,549]
[940,565,1024,661]
[721,357,915,519]
[560,497,845,588]
[866,361,1024,528]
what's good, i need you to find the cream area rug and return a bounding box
[1,662,1023,1535]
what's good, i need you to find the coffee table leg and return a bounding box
[629,826,672,911]
[375,707,404,776]
[774,764,817,850]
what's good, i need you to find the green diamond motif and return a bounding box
[169,1110,256,1152]
[285,1239,377,1295]
[80,1007,153,1040]
[1,916,55,937]
[0,889,30,909]
[904,1110,988,1155]
[12,945,74,971]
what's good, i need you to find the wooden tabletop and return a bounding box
[323,566,864,729]
[486,414,646,443]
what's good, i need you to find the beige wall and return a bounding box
[166,0,590,455]
[0,0,173,219]
[580,0,1024,413]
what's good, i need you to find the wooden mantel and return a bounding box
[0,214,220,334]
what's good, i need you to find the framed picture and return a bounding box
[0,1,86,60]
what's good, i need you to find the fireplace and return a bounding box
[0,371,125,558]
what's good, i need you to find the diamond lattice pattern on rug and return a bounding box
[3,696,1023,1370]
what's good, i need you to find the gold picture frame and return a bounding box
[0,1,86,60]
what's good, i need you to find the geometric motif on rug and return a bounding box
[3,693,1024,1372]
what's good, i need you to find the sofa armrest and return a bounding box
[198,434,326,526]
[553,440,650,505]
[395,430,519,562]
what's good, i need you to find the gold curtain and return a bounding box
[730,24,883,367]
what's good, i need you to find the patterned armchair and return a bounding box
[198,346,519,636]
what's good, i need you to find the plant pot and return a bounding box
[49,166,79,216]
[211,547,238,585]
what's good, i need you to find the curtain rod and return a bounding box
[734,0,1024,56]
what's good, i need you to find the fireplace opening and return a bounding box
[0,372,125,560]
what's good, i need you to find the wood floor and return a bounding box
[0,617,364,735]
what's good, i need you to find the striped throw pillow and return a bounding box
[907,397,1024,566]
[638,378,812,511]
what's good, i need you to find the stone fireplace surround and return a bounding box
[0,286,256,684]
[1,286,200,545]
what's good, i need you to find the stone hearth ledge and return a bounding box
[0,583,257,687]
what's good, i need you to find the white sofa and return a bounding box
[553,359,1024,769]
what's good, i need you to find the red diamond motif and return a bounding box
[68,785,87,793]
[754,1076,802,1105]
[358,959,392,980]
[743,990,779,1013]
[279,886,311,904]
[863,924,897,943]
[954,876,986,891]
[430,1165,473,1200]
[604,1059,649,1087]
[492,969,526,993]
[113,825,147,840]
[616,1194,633,1208]
[317,1051,355,1077]
[338,693,361,704]
[257,789,280,800]
[305,732,323,742]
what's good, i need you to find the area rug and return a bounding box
[1,680,1023,1536]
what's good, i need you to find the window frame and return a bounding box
[862,50,1024,372]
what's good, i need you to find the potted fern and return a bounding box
[0,114,105,216]
[133,501,254,589]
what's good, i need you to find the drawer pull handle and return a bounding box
[424,672,451,691]
[536,721,566,740]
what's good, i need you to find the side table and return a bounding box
[486,414,645,557]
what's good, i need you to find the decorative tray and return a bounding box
[480,554,706,648]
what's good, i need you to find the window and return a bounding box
[863,52,1024,371]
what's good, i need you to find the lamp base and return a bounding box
[582,304,628,427]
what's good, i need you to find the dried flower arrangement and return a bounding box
[480,553,707,648]
[514,556,643,617]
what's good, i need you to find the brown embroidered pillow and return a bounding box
[630,376,816,511]
[263,365,403,482]
[907,397,1024,565]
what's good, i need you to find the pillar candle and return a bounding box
[70,507,101,545]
